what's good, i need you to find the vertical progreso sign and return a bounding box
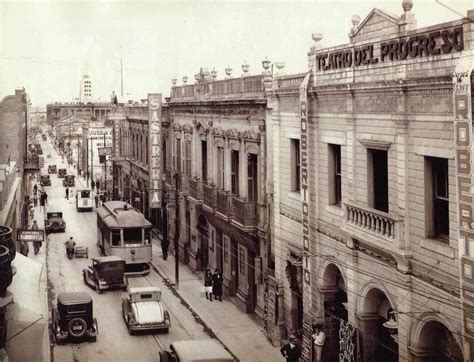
[299,71,312,360]
[148,93,162,208]
[453,51,474,360]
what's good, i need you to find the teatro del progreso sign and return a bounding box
[316,26,464,72]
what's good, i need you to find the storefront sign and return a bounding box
[299,71,312,360]
[113,118,121,158]
[148,93,162,208]
[317,26,463,72]
[17,229,44,242]
[453,52,474,360]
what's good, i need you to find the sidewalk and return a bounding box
[150,240,281,362]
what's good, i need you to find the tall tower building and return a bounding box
[79,74,92,103]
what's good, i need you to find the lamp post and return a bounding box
[262,57,285,90]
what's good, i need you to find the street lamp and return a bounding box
[262,57,285,90]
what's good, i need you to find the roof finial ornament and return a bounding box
[350,15,361,35]
[402,0,413,13]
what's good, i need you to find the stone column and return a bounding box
[356,312,382,361]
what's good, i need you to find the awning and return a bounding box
[4,253,49,361]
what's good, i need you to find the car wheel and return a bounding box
[67,318,87,338]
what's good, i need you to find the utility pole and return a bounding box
[174,173,180,289]
[86,136,89,187]
[91,138,94,188]
[120,58,124,97]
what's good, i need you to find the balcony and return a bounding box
[343,202,404,251]
[232,196,258,227]
[216,190,232,216]
[276,73,306,91]
[203,183,217,209]
[189,178,203,201]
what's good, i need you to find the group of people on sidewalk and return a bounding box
[280,323,326,362]
[203,268,223,302]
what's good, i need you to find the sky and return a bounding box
[0,0,472,108]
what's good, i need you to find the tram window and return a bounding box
[112,230,121,246]
[123,228,142,245]
[144,229,151,245]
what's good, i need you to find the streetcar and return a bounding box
[96,201,152,275]
[76,188,93,212]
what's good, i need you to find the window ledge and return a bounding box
[420,237,455,259]
[288,191,302,201]
[325,204,343,217]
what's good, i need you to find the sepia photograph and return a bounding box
[0,0,473,361]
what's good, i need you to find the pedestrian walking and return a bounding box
[161,238,169,260]
[212,268,223,301]
[31,220,42,255]
[29,202,35,221]
[65,187,69,200]
[39,193,45,211]
[32,193,38,207]
[20,241,29,257]
[312,324,326,362]
[33,183,38,195]
[91,180,95,191]
[203,268,213,301]
[94,194,99,208]
[280,335,301,362]
[100,192,105,205]
[96,180,101,191]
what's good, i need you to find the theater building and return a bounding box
[271,2,474,361]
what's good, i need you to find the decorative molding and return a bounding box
[358,138,392,150]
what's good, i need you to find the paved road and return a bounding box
[40,137,212,361]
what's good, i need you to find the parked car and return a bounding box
[159,339,235,362]
[40,174,51,186]
[45,211,66,234]
[122,286,170,335]
[63,175,75,187]
[42,134,47,141]
[48,165,57,174]
[37,148,43,155]
[51,292,98,344]
[83,256,128,294]
[58,168,67,178]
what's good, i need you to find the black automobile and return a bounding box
[45,211,66,234]
[83,256,127,294]
[58,168,67,178]
[63,175,75,187]
[51,292,98,344]
[48,165,57,174]
[40,174,51,186]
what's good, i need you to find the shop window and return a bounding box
[425,157,449,240]
[368,149,388,212]
[247,153,258,202]
[201,140,207,181]
[217,147,225,189]
[328,144,342,206]
[111,230,121,246]
[290,139,301,192]
[231,150,239,195]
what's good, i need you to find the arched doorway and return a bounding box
[359,287,398,362]
[320,263,348,361]
[412,319,463,361]
[197,214,209,270]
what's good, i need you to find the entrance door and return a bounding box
[216,230,223,272]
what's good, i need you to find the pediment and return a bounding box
[352,8,400,41]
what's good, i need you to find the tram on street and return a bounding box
[96,201,152,275]
[76,188,93,212]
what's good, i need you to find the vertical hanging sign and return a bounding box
[453,51,474,360]
[299,71,312,360]
[148,93,162,208]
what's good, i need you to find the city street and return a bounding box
[38,137,214,361]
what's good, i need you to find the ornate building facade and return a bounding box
[270,3,474,361]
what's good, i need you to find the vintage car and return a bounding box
[44,211,66,234]
[42,134,47,141]
[122,286,170,335]
[83,256,128,294]
[48,165,57,174]
[51,292,98,344]
[63,175,75,187]
[159,340,234,362]
[40,174,51,186]
[58,168,67,178]
[37,147,43,155]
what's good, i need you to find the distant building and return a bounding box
[46,102,113,129]
[79,74,93,103]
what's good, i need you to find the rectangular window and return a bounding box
[217,147,225,189]
[231,150,240,195]
[247,153,258,202]
[328,144,342,206]
[290,139,301,192]
[201,140,208,181]
[425,157,449,239]
[176,139,181,173]
[123,228,143,246]
[368,149,388,213]
[185,141,192,175]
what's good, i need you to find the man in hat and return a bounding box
[280,335,301,361]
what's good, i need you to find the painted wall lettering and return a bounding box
[317,26,463,72]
